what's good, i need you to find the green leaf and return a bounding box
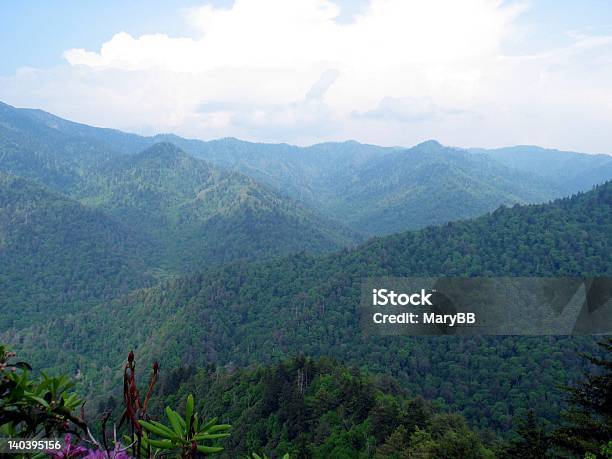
[26,395,50,408]
[147,438,174,449]
[139,420,179,440]
[165,407,184,436]
[199,416,218,433]
[185,394,194,434]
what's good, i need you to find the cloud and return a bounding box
[1,0,612,153]
[306,69,340,101]
[352,96,466,123]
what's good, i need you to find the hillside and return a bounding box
[176,138,571,235]
[0,173,151,329]
[0,100,359,275]
[77,142,358,271]
[24,181,611,431]
[5,103,611,237]
[0,101,123,193]
[318,140,566,235]
[476,145,612,194]
[145,357,493,458]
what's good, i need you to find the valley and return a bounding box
[1,101,611,457]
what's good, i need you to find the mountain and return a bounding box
[16,105,150,155]
[475,145,612,194]
[5,102,610,237]
[0,173,151,330]
[0,101,358,273]
[315,140,568,235]
[131,138,602,236]
[148,136,395,205]
[0,101,124,193]
[23,181,611,431]
[76,142,358,271]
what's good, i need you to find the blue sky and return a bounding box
[1,1,612,153]
[0,0,373,74]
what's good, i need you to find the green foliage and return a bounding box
[77,142,357,272]
[150,357,492,458]
[2,101,612,448]
[32,182,611,431]
[503,410,550,458]
[0,345,85,438]
[139,394,231,458]
[0,172,152,329]
[553,338,612,458]
[251,453,289,459]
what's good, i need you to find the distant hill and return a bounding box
[5,102,610,236]
[140,138,608,235]
[474,145,612,194]
[76,142,358,271]
[0,102,123,193]
[27,181,611,430]
[0,173,151,329]
[317,140,567,235]
[0,102,358,272]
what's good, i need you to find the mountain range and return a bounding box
[14,181,612,431]
[4,101,611,236]
[1,100,611,436]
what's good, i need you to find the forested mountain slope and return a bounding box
[476,145,612,194]
[1,100,359,274]
[0,173,151,330]
[76,142,358,271]
[0,143,359,336]
[5,102,611,237]
[23,181,611,431]
[146,357,494,458]
[318,140,565,235]
[0,102,123,193]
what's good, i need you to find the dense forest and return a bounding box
[1,102,612,457]
[5,101,612,236]
[3,340,611,458]
[0,173,152,329]
[10,181,610,436]
[75,142,357,271]
[148,356,496,458]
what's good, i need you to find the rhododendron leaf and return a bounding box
[185,394,194,433]
[140,420,178,440]
[165,407,184,436]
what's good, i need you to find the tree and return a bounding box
[553,338,612,457]
[505,410,549,458]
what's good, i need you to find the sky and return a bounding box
[1,0,612,153]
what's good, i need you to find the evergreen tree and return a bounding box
[553,338,612,457]
[505,410,549,458]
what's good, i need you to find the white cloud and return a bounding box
[1,0,612,153]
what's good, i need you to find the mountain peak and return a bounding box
[415,139,443,149]
[138,142,188,159]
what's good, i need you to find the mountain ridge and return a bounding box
[19,181,611,430]
[5,101,611,236]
